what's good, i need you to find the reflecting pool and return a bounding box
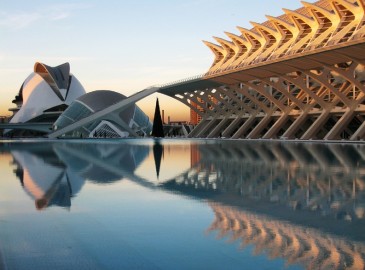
[0,139,364,270]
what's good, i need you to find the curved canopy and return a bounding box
[34,62,70,101]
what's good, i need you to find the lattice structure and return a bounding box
[89,120,129,138]
[179,0,365,140]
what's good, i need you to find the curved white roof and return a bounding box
[76,90,126,112]
[11,70,86,124]
[34,62,71,100]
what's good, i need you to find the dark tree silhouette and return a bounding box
[151,98,164,137]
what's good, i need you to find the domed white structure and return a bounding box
[10,62,86,125]
[54,90,152,138]
[6,62,152,138]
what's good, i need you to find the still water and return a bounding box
[0,139,364,270]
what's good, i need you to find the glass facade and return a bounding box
[132,106,152,136]
[53,101,93,137]
[54,101,92,131]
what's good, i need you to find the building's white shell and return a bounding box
[10,71,85,124]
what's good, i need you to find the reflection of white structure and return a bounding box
[11,149,85,210]
[8,141,152,210]
[208,202,365,270]
[169,142,365,223]
[54,142,150,183]
[10,62,85,124]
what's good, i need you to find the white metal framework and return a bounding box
[89,120,129,138]
[163,0,365,140]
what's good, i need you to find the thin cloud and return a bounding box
[0,3,93,30]
[46,3,93,21]
[0,53,96,63]
[0,12,41,29]
[176,0,221,9]
[50,12,70,21]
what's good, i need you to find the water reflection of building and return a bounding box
[169,142,365,227]
[10,145,84,210]
[4,140,365,269]
[6,140,365,222]
[208,202,365,270]
[54,142,150,184]
[161,142,365,269]
[8,142,150,210]
[190,144,200,167]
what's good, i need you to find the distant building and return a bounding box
[190,96,218,125]
[0,116,10,137]
[0,116,10,124]
[169,121,189,125]
[190,100,203,125]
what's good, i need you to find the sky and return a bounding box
[0,0,315,121]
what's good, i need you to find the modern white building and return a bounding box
[54,90,152,138]
[7,62,86,136]
[6,62,152,138]
[10,62,86,124]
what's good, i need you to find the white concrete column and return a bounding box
[231,115,258,139]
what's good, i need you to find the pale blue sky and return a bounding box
[0,0,315,120]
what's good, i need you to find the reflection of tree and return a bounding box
[207,202,365,270]
[153,140,163,179]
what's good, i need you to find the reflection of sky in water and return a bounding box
[1,139,365,269]
[135,142,192,183]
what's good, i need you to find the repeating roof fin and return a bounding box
[204,0,365,74]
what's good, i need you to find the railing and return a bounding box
[159,73,206,89]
